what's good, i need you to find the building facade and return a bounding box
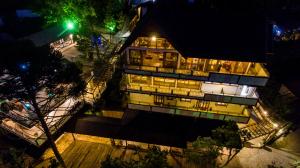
[120,1,271,123]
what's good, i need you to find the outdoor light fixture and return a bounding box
[151,36,156,41]
[19,62,30,71]
[66,21,75,30]
[24,103,31,109]
[263,111,268,115]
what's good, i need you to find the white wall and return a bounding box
[201,83,238,95]
[201,83,255,97]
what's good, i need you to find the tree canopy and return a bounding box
[0,40,85,99]
[31,0,126,35]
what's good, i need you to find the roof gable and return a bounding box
[120,1,272,62]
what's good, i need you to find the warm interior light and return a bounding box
[151,36,156,41]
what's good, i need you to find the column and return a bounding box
[126,49,130,65]
[245,62,252,74]
[151,76,154,86]
[177,54,181,69]
[203,59,209,72]
[233,61,239,73]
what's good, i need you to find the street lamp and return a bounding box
[66,21,74,30]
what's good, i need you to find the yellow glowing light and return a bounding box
[151,36,156,41]
[273,123,278,128]
[263,110,268,115]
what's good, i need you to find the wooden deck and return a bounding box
[35,133,202,168]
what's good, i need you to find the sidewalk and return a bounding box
[220,145,300,168]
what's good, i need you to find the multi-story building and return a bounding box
[120,1,271,123]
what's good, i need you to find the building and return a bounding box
[119,0,271,123]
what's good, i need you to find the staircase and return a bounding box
[239,120,275,141]
[239,104,278,141]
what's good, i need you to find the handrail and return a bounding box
[128,100,249,117]
[125,64,269,78]
[126,84,258,99]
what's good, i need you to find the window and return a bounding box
[153,77,175,87]
[180,98,191,102]
[129,49,143,65]
[177,80,200,89]
[130,75,150,85]
[164,52,178,68]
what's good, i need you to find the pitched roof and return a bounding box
[20,25,71,47]
[120,0,272,62]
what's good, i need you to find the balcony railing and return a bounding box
[122,83,258,99]
[126,84,204,97]
[125,65,209,77]
[131,37,175,50]
[124,65,269,86]
[125,64,268,78]
[126,99,250,123]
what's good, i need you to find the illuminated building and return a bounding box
[120,0,271,123]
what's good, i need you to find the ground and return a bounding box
[34,133,300,168]
[34,133,199,168]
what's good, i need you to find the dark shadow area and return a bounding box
[65,111,226,148]
[262,146,273,152]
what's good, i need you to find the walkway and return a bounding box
[238,102,286,142]
[34,133,199,168]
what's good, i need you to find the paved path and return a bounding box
[222,145,300,168]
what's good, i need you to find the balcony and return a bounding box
[131,37,175,50]
[126,96,250,123]
[124,64,269,86]
[122,82,258,105]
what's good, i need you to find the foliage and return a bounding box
[32,0,96,29]
[186,137,221,167]
[0,148,27,168]
[49,158,59,168]
[212,121,242,150]
[31,0,126,35]
[0,40,85,168]
[142,146,171,168]
[101,156,141,168]
[100,146,171,168]
[267,161,284,168]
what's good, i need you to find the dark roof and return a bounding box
[20,25,71,47]
[121,0,272,62]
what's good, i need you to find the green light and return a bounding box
[66,21,74,30]
[105,20,116,33]
[108,25,115,32]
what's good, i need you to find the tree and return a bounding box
[0,40,86,167]
[0,148,28,168]
[141,146,171,168]
[185,137,221,167]
[31,0,96,34]
[100,146,171,168]
[31,0,126,35]
[212,121,242,164]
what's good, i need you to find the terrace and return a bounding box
[0,84,82,146]
[126,93,250,123]
[121,74,259,105]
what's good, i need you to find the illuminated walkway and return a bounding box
[35,133,198,168]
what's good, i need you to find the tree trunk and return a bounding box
[30,93,66,168]
[228,148,232,160]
